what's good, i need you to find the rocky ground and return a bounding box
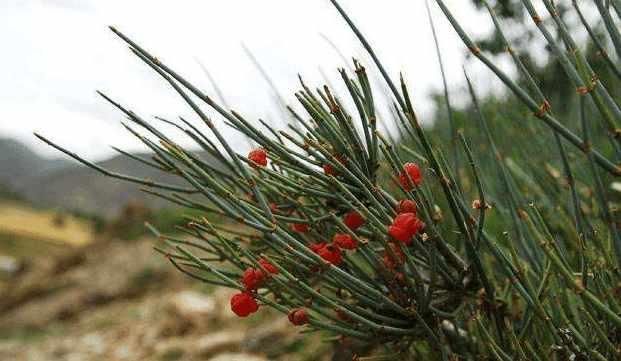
[0,238,332,361]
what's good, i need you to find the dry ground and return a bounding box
[0,236,334,361]
[0,201,92,247]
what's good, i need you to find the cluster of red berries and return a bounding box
[310,242,342,265]
[237,154,428,325]
[230,258,278,317]
[380,201,421,268]
[308,210,365,266]
[231,258,311,327]
[389,200,424,245]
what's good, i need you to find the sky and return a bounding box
[0,0,496,161]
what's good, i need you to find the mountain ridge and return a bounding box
[0,138,223,218]
[0,138,72,190]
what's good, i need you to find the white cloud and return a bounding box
[0,0,496,161]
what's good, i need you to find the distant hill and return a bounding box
[0,138,71,191]
[0,138,225,218]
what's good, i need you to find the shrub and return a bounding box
[38,0,621,359]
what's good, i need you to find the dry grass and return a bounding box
[0,201,93,247]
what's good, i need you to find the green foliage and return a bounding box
[105,206,213,240]
[37,0,621,359]
[151,208,218,235]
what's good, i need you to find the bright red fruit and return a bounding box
[393,212,418,231]
[292,223,310,233]
[343,211,365,230]
[248,148,268,167]
[288,308,309,326]
[333,233,358,250]
[258,258,279,274]
[230,292,259,317]
[397,199,417,215]
[410,217,425,235]
[388,213,425,245]
[315,244,343,265]
[388,224,413,243]
[241,267,265,290]
[309,242,326,253]
[323,163,337,176]
[398,162,422,191]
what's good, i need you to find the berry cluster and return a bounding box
[230,257,278,317]
[229,150,426,328]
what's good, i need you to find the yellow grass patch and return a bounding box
[0,202,93,246]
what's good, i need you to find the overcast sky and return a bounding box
[0,0,496,161]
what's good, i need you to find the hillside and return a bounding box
[19,153,186,218]
[0,138,226,218]
[0,201,93,247]
[0,138,71,191]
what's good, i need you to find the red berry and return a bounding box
[323,163,337,176]
[389,213,424,244]
[316,244,342,265]
[410,217,425,235]
[241,267,265,290]
[393,212,417,230]
[248,148,268,167]
[398,162,422,191]
[397,199,417,215]
[230,292,259,317]
[309,242,327,253]
[415,218,425,230]
[388,225,412,243]
[258,258,279,274]
[292,223,310,233]
[343,211,365,230]
[333,233,358,250]
[288,308,309,326]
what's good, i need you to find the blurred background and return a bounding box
[0,0,608,360]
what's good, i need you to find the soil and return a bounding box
[0,237,330,361]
